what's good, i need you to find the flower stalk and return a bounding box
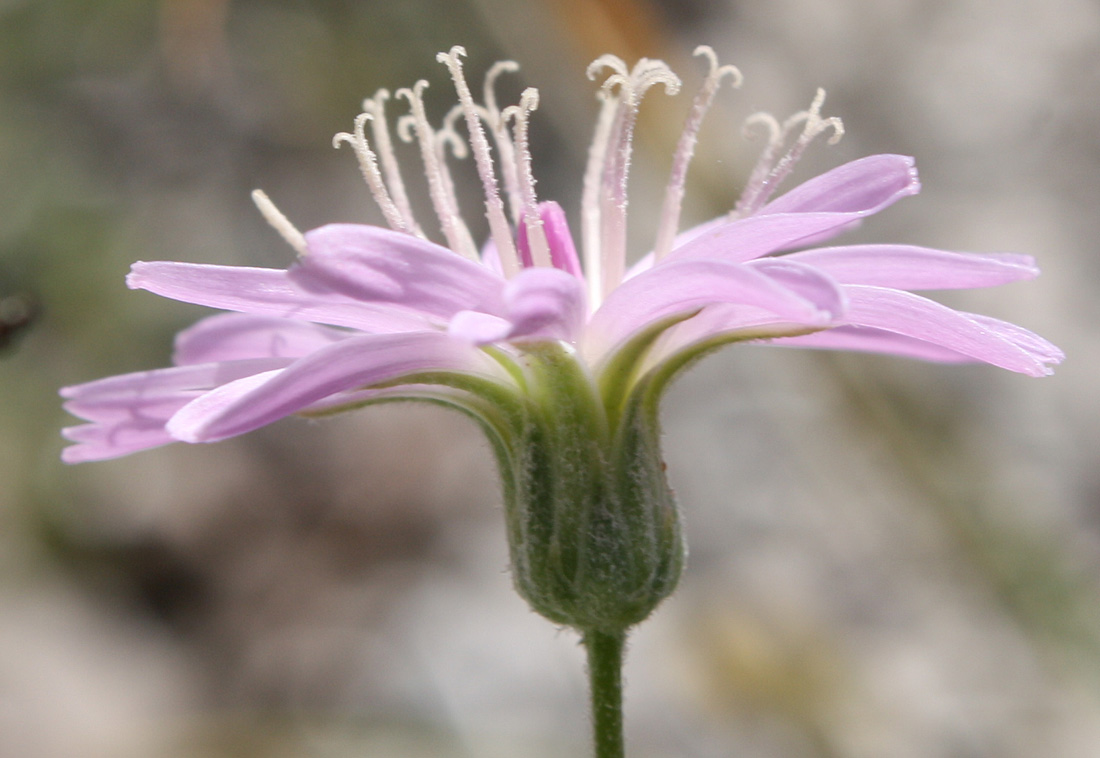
[585,629,627,758]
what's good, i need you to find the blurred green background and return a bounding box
[2,1,1098,756]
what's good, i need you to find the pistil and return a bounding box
[396,80,480,261]
[653,47,741,261]
[438,46,521,276]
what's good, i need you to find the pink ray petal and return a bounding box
[294,224,505,318]
[501,267,587,343]
[760,154,920,215]
[586,259,841,359]
[449,267,587,345]
[62,419,187,463]
[60,358,293,462]
[785,245,1038,289]
[745,258,847,319]
[60,359,293,408]
[963,313,1064,364]
[768,325,979,363]
[665,154,922,261]
[648,306,801,364]
[167,332,504,443]
[624,251,655,281]
[480,239,505,277]
[173,313,352,365]
[666,202,925,266]
[129,262,431,332]
[448,311,513,343]
[837,285,1062,376]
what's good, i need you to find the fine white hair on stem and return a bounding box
[251,190,306,255]
[653,46,742,261]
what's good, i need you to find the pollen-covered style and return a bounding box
[61,46,1060,629]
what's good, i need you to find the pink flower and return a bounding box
[61,46,1061,466]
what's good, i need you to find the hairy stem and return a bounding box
[584,628,626,758]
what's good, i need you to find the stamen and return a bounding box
[586,54,630,82]
[395,81,479,260]
[503,88,551,268]
[439,104,471,160]
[437,46,519,276]
[591,57,681,300]
[653,46,742,261]
[734,88,844,218]
[332,111,413,234]
[251,190,306,255]
[361,90,421,235]
[736,113,783,213]
[581,55,629,307]
[483,61,523,223]
[433,109,466,237]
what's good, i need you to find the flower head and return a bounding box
[61,47,1061,630]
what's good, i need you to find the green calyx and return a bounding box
[305,324,816,635]
[498,342,684,634]
[302,322,825,635]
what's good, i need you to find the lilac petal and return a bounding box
[480,239,505,277]
[449,311,512,343]
[60,359,293,407]
[62,419,184,463]
[167,332,503,443]
[129,262,431,332]
[768,326,978,363]
[294,224,505,319]
[760,154,920,215]
[638,303,821,371]
[964,313,1065,364]
[586,259,840,359]
[832,285,1061,376]
[448,267,587,345]
[745,258,848,321]
[60,359,292,462]
[173,313,352,365]
[541,201,584,278]
[664,155,922,264]
[624,251,654,281]
[785,245,1038,289]
[667,210,904,266]
[501,267,587,343]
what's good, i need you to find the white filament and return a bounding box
[251,190,306,255]
[653,46,741,261]
[580,60,625,308]
[332,111,412,234]
[437,46,519,277]
[594,58,681,300]
[483,61,523,224]
[361,90,421,235]
[734,88,844,218]
[504,88,551,267]
[396,81,479,260]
